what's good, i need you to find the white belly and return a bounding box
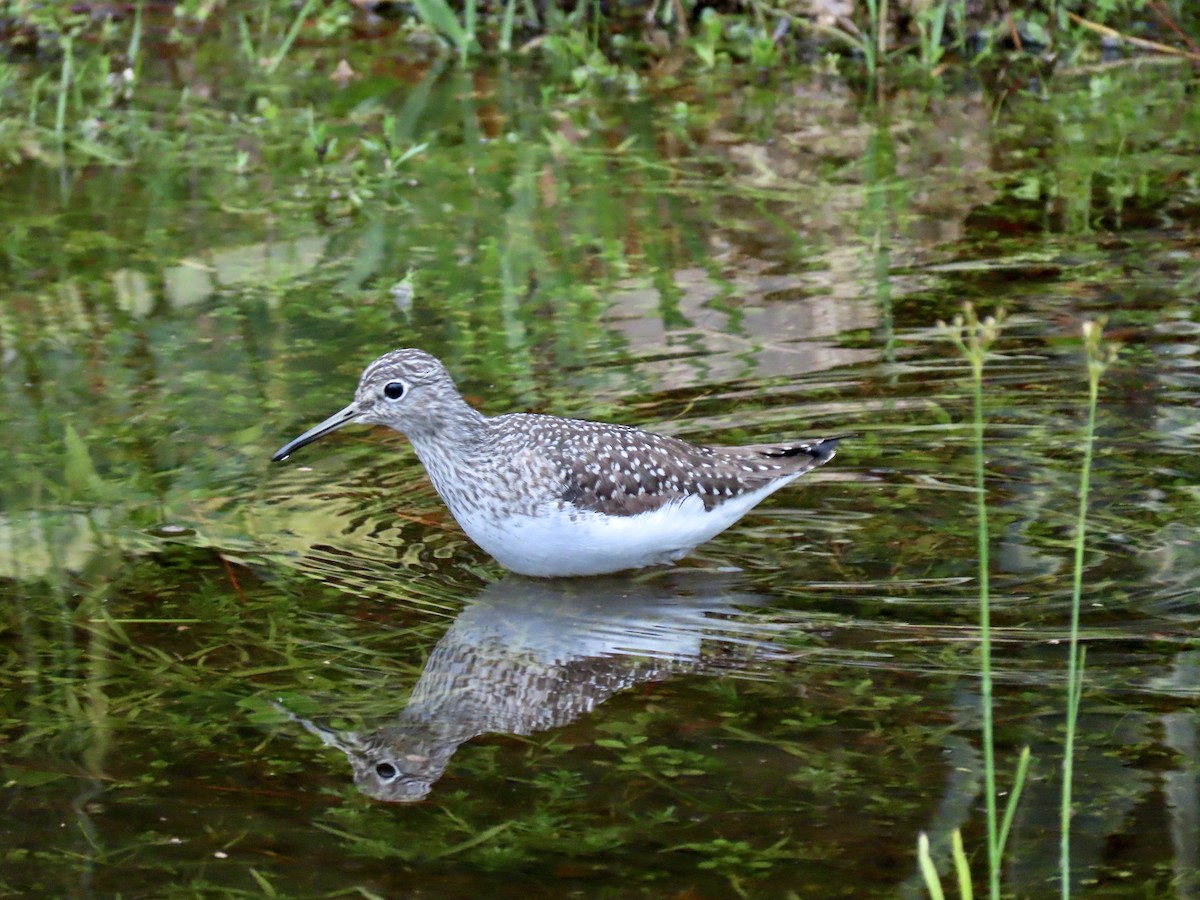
[448,477,799,577]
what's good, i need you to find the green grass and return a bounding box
[1060,320,1116,897]
[937,305,1022,899]
[921,308,1116,899]
[5,0,1197,91]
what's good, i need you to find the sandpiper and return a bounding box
[272,349,840,577]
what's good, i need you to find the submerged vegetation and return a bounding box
[1,1,1198,898]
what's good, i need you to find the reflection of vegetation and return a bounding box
[1,2,1198,898]
[1000,74,1200,233]
[3,2,1198,237]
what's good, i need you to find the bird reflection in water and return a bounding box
[278,572,791,802]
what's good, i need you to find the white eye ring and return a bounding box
[383,381,406,400]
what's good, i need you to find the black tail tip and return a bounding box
[811,436,842,462]
[812,433,855,461]
[767,434,848,463]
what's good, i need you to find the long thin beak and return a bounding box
[272,403,361,461]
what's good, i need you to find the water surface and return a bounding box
[2,50,1199,898]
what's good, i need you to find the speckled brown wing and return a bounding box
[501,414,839,517]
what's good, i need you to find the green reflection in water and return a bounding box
[1,48,1199,899]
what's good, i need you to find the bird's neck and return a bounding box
[406,403,501,521]
[405,397,490,460]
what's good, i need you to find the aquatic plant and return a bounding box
[920,309,1118,899]
[934,305,1027,900]
[1060,320,1117,898]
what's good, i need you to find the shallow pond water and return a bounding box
[2,48,1199,898]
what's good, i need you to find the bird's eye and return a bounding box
[383,382,405,400]
[375,761,399,781]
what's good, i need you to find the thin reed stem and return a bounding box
[1060,321,1113,899]
[940,304,1005,900]
[968,345,1000,900]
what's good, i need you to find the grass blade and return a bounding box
[918,832,946,900]
[266,0,319,74]
[997,745,1031,859]
[55,36,73,138]
[412,0,467,48]
[952,829,973,900]
[499,0,518,52]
